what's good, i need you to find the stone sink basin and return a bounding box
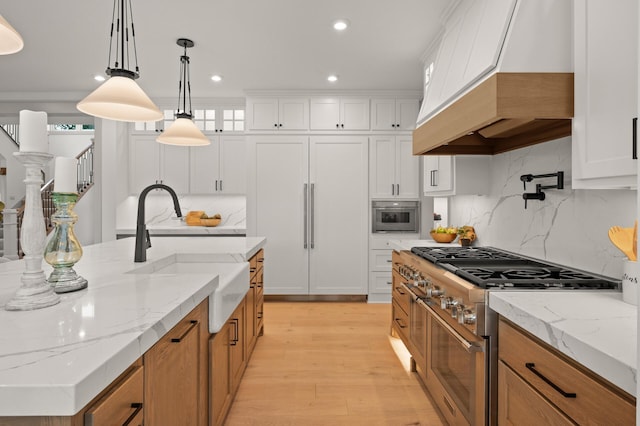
[127,254,250,333]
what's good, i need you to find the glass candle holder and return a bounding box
[44,192,88,293]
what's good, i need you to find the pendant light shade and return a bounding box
[77,75,162,122]
[156,38,210,147]
[76,0,162,122]
[156,117,210,146]
[0,14,24,55]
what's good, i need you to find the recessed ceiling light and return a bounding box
[333,19,349,31]
[93,75,105,82]
[327,75,338,83]
[211,75,223,82]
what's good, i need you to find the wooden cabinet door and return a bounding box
[210,328,231,426]
[498,360,573,426]
[144,311,203,425]
[219,135,247,194]
[84,364,144,425]
[396,136,419,198]
[309,136,368,294]
[246,282,257,355]
[369,135,396,198]
[572,0,638,188]
[229,299,246,394]
[190,138,220,194]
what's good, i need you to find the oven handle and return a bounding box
[420,298,483,354]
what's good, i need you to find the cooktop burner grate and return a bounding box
[410,246,620,290]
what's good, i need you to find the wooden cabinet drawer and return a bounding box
[250,249,264,277]
[391,300,409,345]
[84,364,144,425]
[391,272,410,315]
[498,360,573,425]
[499,319,635,425]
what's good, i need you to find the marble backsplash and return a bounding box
[448,137,637,278]
[116,194,246,229]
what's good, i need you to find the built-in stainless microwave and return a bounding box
[371,200,420,233]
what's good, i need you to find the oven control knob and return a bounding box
[451,304,464,319]
[426,286,443,298]
[458,309,476,325]
[440,297,458,310]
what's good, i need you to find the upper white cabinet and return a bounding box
[309,97,370,130]
[423,155,490,196]
[417,0,516,123]
[129,135,190,194]
[370,135,419,199]
[246,97,309,130]
[572,0,638,189]
[371,98,419,131]
[190,135,246,194]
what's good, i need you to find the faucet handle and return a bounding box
[146,229,152,248]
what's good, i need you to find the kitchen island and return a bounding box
[0,236,265,418]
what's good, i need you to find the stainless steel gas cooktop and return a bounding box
[410,246,620,290]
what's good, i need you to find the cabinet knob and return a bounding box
[336,124,340,128]
[278,123,283,128]
[341,124,344,128]
[274,123,278,128]
[392,124,396,128]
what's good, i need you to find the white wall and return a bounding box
[447,137,637,278]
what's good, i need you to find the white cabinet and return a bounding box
[130,135,190,194]
[246,97,309,130]
[250,135,368,295]
[368,233,418,302]
[572,0,638,189]
[423,155,490,196]
[418,0,516,123]
[370,136,419,199]
[309,97,370,130]
[190,135,246,194]
[371,98,419,131]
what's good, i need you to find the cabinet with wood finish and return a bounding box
[144,299,209,426]
[498,318,635,425]
[248,249,265,354]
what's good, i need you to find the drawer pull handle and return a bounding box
[394,286,405,295]
[171,320,198,343]
[525,363,576,398]
[123,402,143,426]
[395,318,407,328]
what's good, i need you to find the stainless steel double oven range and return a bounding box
[391,246,619,426]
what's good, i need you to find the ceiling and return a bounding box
[0,0,449,103]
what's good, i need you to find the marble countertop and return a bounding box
[489,291,636,396]
[116,221,246,236]
[0,236,265,416]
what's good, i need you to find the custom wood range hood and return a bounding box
[413,72,574,156]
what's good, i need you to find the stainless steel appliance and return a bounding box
[394,246,619,426]
[371,200,419,233]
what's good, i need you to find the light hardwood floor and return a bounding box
[225,301,446,426]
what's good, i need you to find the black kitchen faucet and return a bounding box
[134,184,183,262]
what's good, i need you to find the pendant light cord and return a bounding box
[176,41,193,118]
[106,0,140,78]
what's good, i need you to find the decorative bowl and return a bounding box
[430,232,457,243]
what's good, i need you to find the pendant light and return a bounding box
[156,38,210,146]
[0,14,23,55]
[76,0,162,122]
